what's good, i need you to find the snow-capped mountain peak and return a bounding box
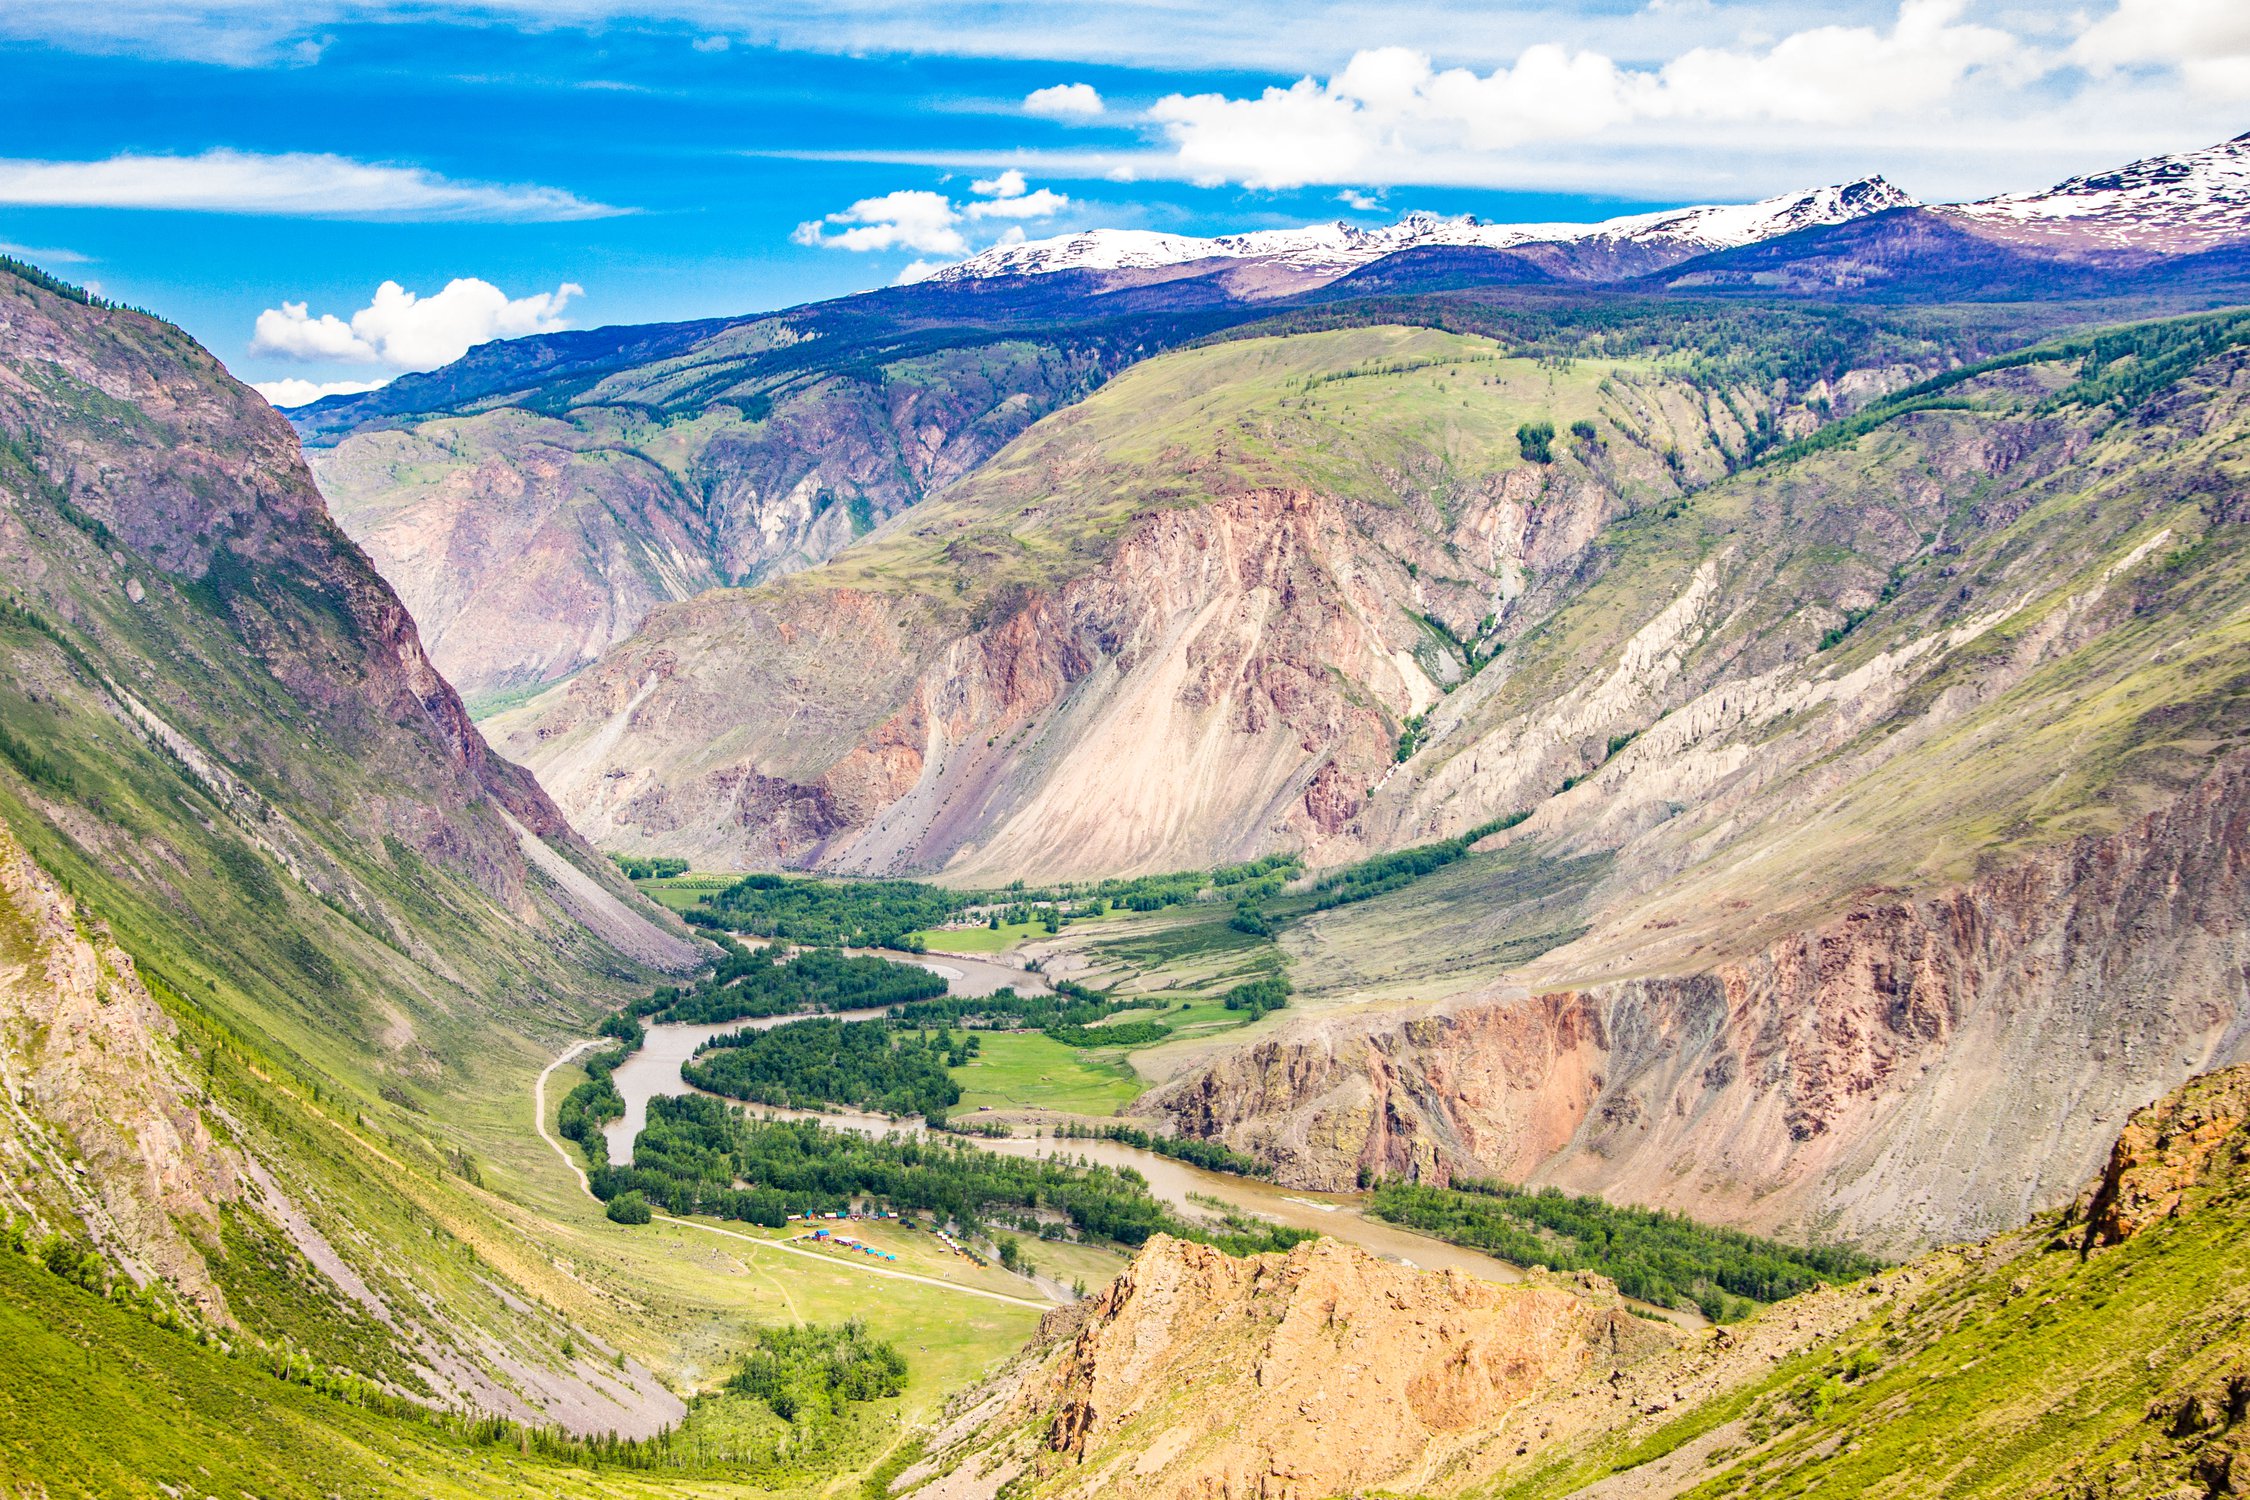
[1943,133,2250,251]
[916,177,1918,286]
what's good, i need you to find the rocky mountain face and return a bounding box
[0,262,694,1436]
[489,318,1901,875]
[308,310,1183,702]
[300,275,1408,709]
[295,135,2250,712]
[910,1065,2250,1500]
[502,305,2250,1254]
[0,268,567,860]
[1157,749,2250,1255]
[1130,326,2250,1250]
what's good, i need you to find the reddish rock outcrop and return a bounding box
[2080,1064,2250,1247]
[1159,752,2250,1253]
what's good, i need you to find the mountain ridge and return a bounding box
[918,176,1918,289]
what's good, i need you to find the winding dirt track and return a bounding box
[532,1039,1056,1311]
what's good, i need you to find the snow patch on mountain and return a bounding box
[1944,132,2250,251]
[915,178,1917,285]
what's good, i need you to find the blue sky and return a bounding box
[0,0,2240,402]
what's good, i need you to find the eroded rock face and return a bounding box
[2080,1064,2250,1247]
[492,338,1730,879]
[0,820,242,1317]
[0,276,570,877]
[314,334,1130,701]
[906,1234,1671,1500]
[1159,753,2250,1254]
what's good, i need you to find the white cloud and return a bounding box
[250,278,583,371]
[1024,82,1105,118]
[895,259,946,284]
[795,175,1066,256]
[1336,189,1383,211]
[691,33,730,52]
[252,376,391,407]
[964,170,1069,219]
[792,189,967,253]
[0,149,620,221]
[2071,0,2250,97]
[1150,1,2021,189]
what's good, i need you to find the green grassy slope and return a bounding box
[808,325,1729,616]
[0,263,772,1456]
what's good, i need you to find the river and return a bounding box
[604,1014,1529,1284]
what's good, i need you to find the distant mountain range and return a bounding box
[917,131,2250,292]
[920,177,1918,287]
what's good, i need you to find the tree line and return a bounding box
[683,1018,967,1118]
[1051,1121,1273,1178]
[1367,1177,1883,1321]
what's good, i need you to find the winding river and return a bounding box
[602,1010,1529,1285]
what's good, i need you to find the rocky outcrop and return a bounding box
[0,819,242,1315]
[902,1233,1671,1500]
[914,1066,2250,1500]
[2079,1064,2250,1247]
[1160,751,2250,1254]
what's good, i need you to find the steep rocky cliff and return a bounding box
[911,1066,2250,1500]
[1108,325,2250,1249]
[0,262,695,1437]
[309,309,1166,702]
[1158,748,2250,1253]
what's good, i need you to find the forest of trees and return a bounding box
[703,873,966,948]
[979,852,1304,915]
[1220,976,1291,1019]
[886,980,1128,1031]
[1367,1177,1884,1321]
[1042,1019,1171,1048]
[590,1098,1311,1256]
[1291,811,1530,913]
[683,1018,966,1117]
[611,854,690,880]
[660,946,948,1024]
[728,1320,907,1427]
[691,855,1310,954]
[557,1040,629,1165]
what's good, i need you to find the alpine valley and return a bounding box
[4,112,2250,1500]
